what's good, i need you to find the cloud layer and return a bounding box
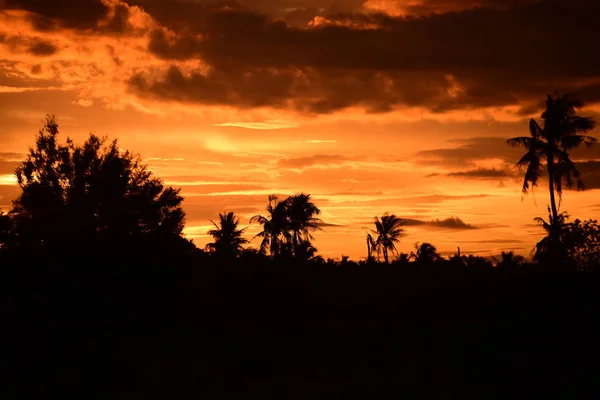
[1,0,600,115]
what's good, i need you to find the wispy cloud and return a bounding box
[292,140,337,144]
[214,120,299,130]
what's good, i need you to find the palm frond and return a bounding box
[561,134,597,150]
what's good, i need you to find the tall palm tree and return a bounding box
[507,94,596,223]
[371,213,405,264]
[206,211,248,259]
[285,193,323,256]
[250,195,290,256]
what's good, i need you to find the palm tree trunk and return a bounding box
[293,230,298,257]
[547,160,559,223]
[384,247,389,264]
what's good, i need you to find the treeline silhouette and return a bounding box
[1,95,600,397]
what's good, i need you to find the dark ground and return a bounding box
[2,259,599,398]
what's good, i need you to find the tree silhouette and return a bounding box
[371,213,405,264]
[293,239,320,263]
[206,211,248,260]
[507,94,596,223]
[250,195,290,256]
[463,254,493,269]
[0,211,12,251]
[493,251,525,268]
[532,206,571,264]
[9,115,186,255]
[285,193,323,257]
[366,233,376,263]
[564,219,600,270]
[409,242,440,265]
[251,193,323,259]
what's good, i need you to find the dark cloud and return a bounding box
[26,38,58,56]
[374,0,541,16]
[417,137,523,168]
[3,0,110,30]
[125,0,600,113]
[576,160,600,190]
[5,0,600,113]
[403,216,478,230]
[129,0,366,31]
[278,154,359,169]
[147,29,202,60]
[446,168,517,179]
[422,136,599,184]
[0,35,58,56]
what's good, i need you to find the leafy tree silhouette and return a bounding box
[564,219,600,270]
[507,94,596,223]
[0,211,12,252]
[371,213,405,264]
[8,115,187,257]
[206,211,248,260]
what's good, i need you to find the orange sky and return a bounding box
[1,0,599,259]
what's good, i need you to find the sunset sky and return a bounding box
[1,0,599,259]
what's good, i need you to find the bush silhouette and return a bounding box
[7,115,187,259]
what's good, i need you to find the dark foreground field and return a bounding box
[2,257,600,398]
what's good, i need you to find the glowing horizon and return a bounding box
[1,0,599,260]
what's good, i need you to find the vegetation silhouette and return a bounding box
[409,242,441,265]
[370,213,405,263]
[206,211,248,261]
[0,98,599,398]
[507,94,596,221]
[508,94,597,269]
[493,251,526,269]
[250,193,322,260]
[3,115,190,262]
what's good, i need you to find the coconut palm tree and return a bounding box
[507,94,596,223]
[293,238,320,263]
[250,195,290,256]
[493,251,526,268]
[285,193,323,256]
[409,242,440,264]
[206,211,248,259]
[371,213,405,264]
